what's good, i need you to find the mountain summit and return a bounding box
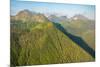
[71,14,89,20]
[11,10,49,23]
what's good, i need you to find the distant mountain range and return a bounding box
[11,10,95,66]
[11,10,95,23]
[48,15,68,23]
[71,14,90,20]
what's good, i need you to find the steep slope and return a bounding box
[48,14,95,50]
[53,23,95,58]
[11,21,94,66]
[60,15,95,50]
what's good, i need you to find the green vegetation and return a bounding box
[60,19,95,50]
[10,10,95,66]
[11,20,94,66]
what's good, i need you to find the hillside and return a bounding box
[60,15,95,50]
[11,21,94,66]
[11,10,95,66]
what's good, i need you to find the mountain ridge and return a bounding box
[11,9,95,66]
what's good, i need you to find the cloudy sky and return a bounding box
[11,0,95,20]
